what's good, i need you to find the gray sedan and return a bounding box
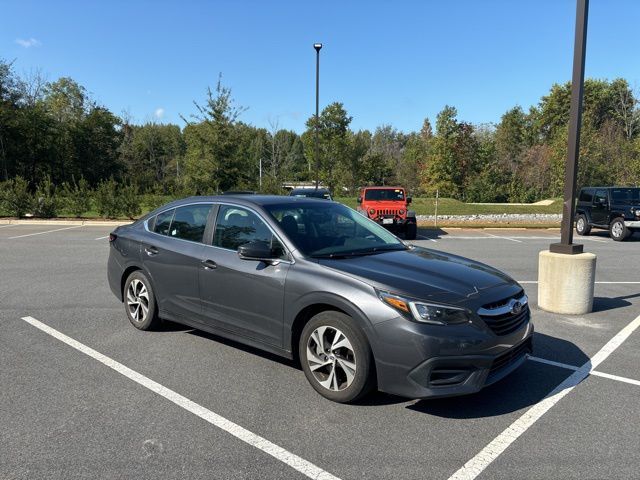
[107,195,533,403]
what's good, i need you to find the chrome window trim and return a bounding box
[144,202,214,246]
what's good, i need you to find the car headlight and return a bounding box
[632,207,640,217]
[377,290,470,325]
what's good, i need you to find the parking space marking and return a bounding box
[448,313,640,480]
[0,224,16,229]
[528,356,579,371]
[482,231,522,243]
[530,356,640,387]
[8,225,83,239]
[20,316,341,480]
[589,370,640,387]
[517,281,640,284]
[95,235,110,240]
[417,235,437,242]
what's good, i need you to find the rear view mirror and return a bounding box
[238,240,279,263]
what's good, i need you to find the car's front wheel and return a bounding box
[610,218,630,241]
[124,270,159,330]
[576,214,591,236]
[299,311,375,403]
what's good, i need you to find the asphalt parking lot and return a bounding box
[1,223,639,479]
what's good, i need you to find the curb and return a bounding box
[0,219,132,226]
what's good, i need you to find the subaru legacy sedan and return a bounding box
[107,195,533,403]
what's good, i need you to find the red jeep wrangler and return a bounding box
[357,186,417,240]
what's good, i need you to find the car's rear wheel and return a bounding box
[610,218,630,241]
[124,271,159,330]
[575,214,591,236]
[405,222,417,240]
[299,311,375,403]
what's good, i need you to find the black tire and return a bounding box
[123,270,159,330]
[609,218,630,242]
[299,311,375,403]
[405,222,417,240]
[575,214,591,236]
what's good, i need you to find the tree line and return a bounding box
[1,57,639,209]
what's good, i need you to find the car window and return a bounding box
[364,189,405,201]
[167,204,212,242]
[153,209,175,235]
[578,189,593,203]
[213,205,286,258]
[593,190,607,205]
[611,188,640,204]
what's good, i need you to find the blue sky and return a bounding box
[3,1,640,133]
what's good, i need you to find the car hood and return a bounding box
[317,246,518,305]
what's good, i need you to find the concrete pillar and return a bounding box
[538,250,597,315]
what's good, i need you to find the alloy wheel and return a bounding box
[306,326,357,391]
[127,279,149,323]
[612,221,623,238]
[577,217,585,232]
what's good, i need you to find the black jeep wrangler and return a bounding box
[575,187,640,241]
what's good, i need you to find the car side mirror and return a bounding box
[238,240,279,263]
[406,197,412,204]
[357,197,362,204]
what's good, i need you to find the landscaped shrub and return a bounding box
[0,176,33,217]
[120,183,141,219]
[62,177,92,217]
[94,178,121,218]
[33,175,60,218]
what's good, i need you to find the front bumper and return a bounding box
[370,315,534,399]
[624,220,640,228]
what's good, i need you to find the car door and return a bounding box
[199,204,290,347]
[591,190,609,225]
[142,203,213,320]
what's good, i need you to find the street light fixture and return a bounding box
[314,43,322,190]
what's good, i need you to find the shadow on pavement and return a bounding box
[416,227,449,241]
[359,332,588,417]
[592,291,640,313]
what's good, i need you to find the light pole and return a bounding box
[313,43,322,190]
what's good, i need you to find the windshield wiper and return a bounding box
[311,245,407,259]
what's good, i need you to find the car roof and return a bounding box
[361,186,405,190]
[166,194,332,208]
[290,188,330,192]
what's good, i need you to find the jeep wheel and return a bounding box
[576,214,591,236]
[610,218,630,241]
[405,222,417,240]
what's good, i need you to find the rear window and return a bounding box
[578,189,593,203]
[364,189,405,201]
[153,209,175,235]
[168,204,213,242]
[611,188,640,204]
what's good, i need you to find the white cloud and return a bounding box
[15,37,41,48]
[154,108,165,119]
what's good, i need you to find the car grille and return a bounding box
[478,292,530,336]
[376,209,401,216]
[489,337,532,377]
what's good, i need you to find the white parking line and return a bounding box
[8,225,83,239]
[528,356,640,387]
[448,313,640,480]
[483,231,522,243]
[417,235,437,242]
[517,281,640,284]
[0,224,16,229]
[20,316,341,480]
[95,235,110,241]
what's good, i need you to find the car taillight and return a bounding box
[108,233,117,242]
[369,208,376,216]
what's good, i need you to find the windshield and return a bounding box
[265,202,406,258]
[364,189,405,201]
[611,188,640,204]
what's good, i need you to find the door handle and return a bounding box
[201,259,217,270]
[144,246,159,256]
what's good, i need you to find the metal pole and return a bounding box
[550,0,588,255]
[259,158,262,190]
[314,43,322,190]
